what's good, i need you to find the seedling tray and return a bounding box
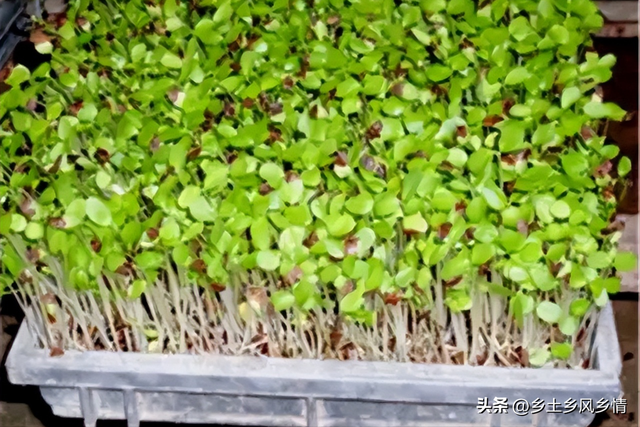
[6,304,621,427]
[0,0,25,42]
[0,0,26,69]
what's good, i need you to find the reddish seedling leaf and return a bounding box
[69,100,83,116]
[210,283,226,293]
[226,152,238,164]
[476,350,489,366]
[258,92,270,110]
[247,287,269,309]
[283,76,294,90]
[298,55,309,78]
[384,293,402,306]
[502,149,531,165]
[502,98,515,115]
[460,38,475,49]
[514,345,529,367]
[452,350,465,365]
[94,148,110,165]
[393,64,407,78]
[259,182,274,195]
[309,105,319,119]
[503,181,516,197]
[603,186,616,201]
[27,98,38,111]
[0,61,13,84]
[26,247,40,263]
[191,259,207,274]
[374,163,386,178]
[228,37,241,52]
[303,231,319,248]
[150,137,161,152]
[594,160,613,177]
[340,280,354,296]
[167,89,181,103]
[482,115,503,127]
[517,220,529,236]
[390,83,404,97]
[49,217,66,228]
[388,336,396,353]
[365,120,382,140]
[91,237,102,253]
[360,155,386,177]
[580,358,590,369]
[116,262,134,276]
[438,222,452,240]
[284,266,303,285]
[30,29,51,44]
[327,15,340,25]
[444,276,463,287]
[242,98,254,108]
[49,347,65,357]
[187,146,202,161]
[580,126,595,140]
[268,102,283,116]
[403,228,419,237]
[203,107,215,120]
[268,126,283,142]
[146,228,159,239]
[246,34,260,49]
[477,264,490,277]
[343,235,359,255]
[285,171,300,182]
[501,154,517,165]
[431,85,447,97]
[551,83,564,95]
[464,227,475,240]
[99,68,111,79]
[455,201,466,215]
[329,329,342,348]
[438,161,455,171]
[456,126,468,138]
[47,12,68,28]
[19,197,35,217]
[334,151,348,167]
[223,102,236,117]
[40,293,57,304]
[339,342,359,360]
[251,332,269,355]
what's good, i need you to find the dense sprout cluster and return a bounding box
[0,0,636,366]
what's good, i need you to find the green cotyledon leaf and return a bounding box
[0,0,626,369]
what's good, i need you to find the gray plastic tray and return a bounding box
[6,304,622,427]
[0,0,25,42]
